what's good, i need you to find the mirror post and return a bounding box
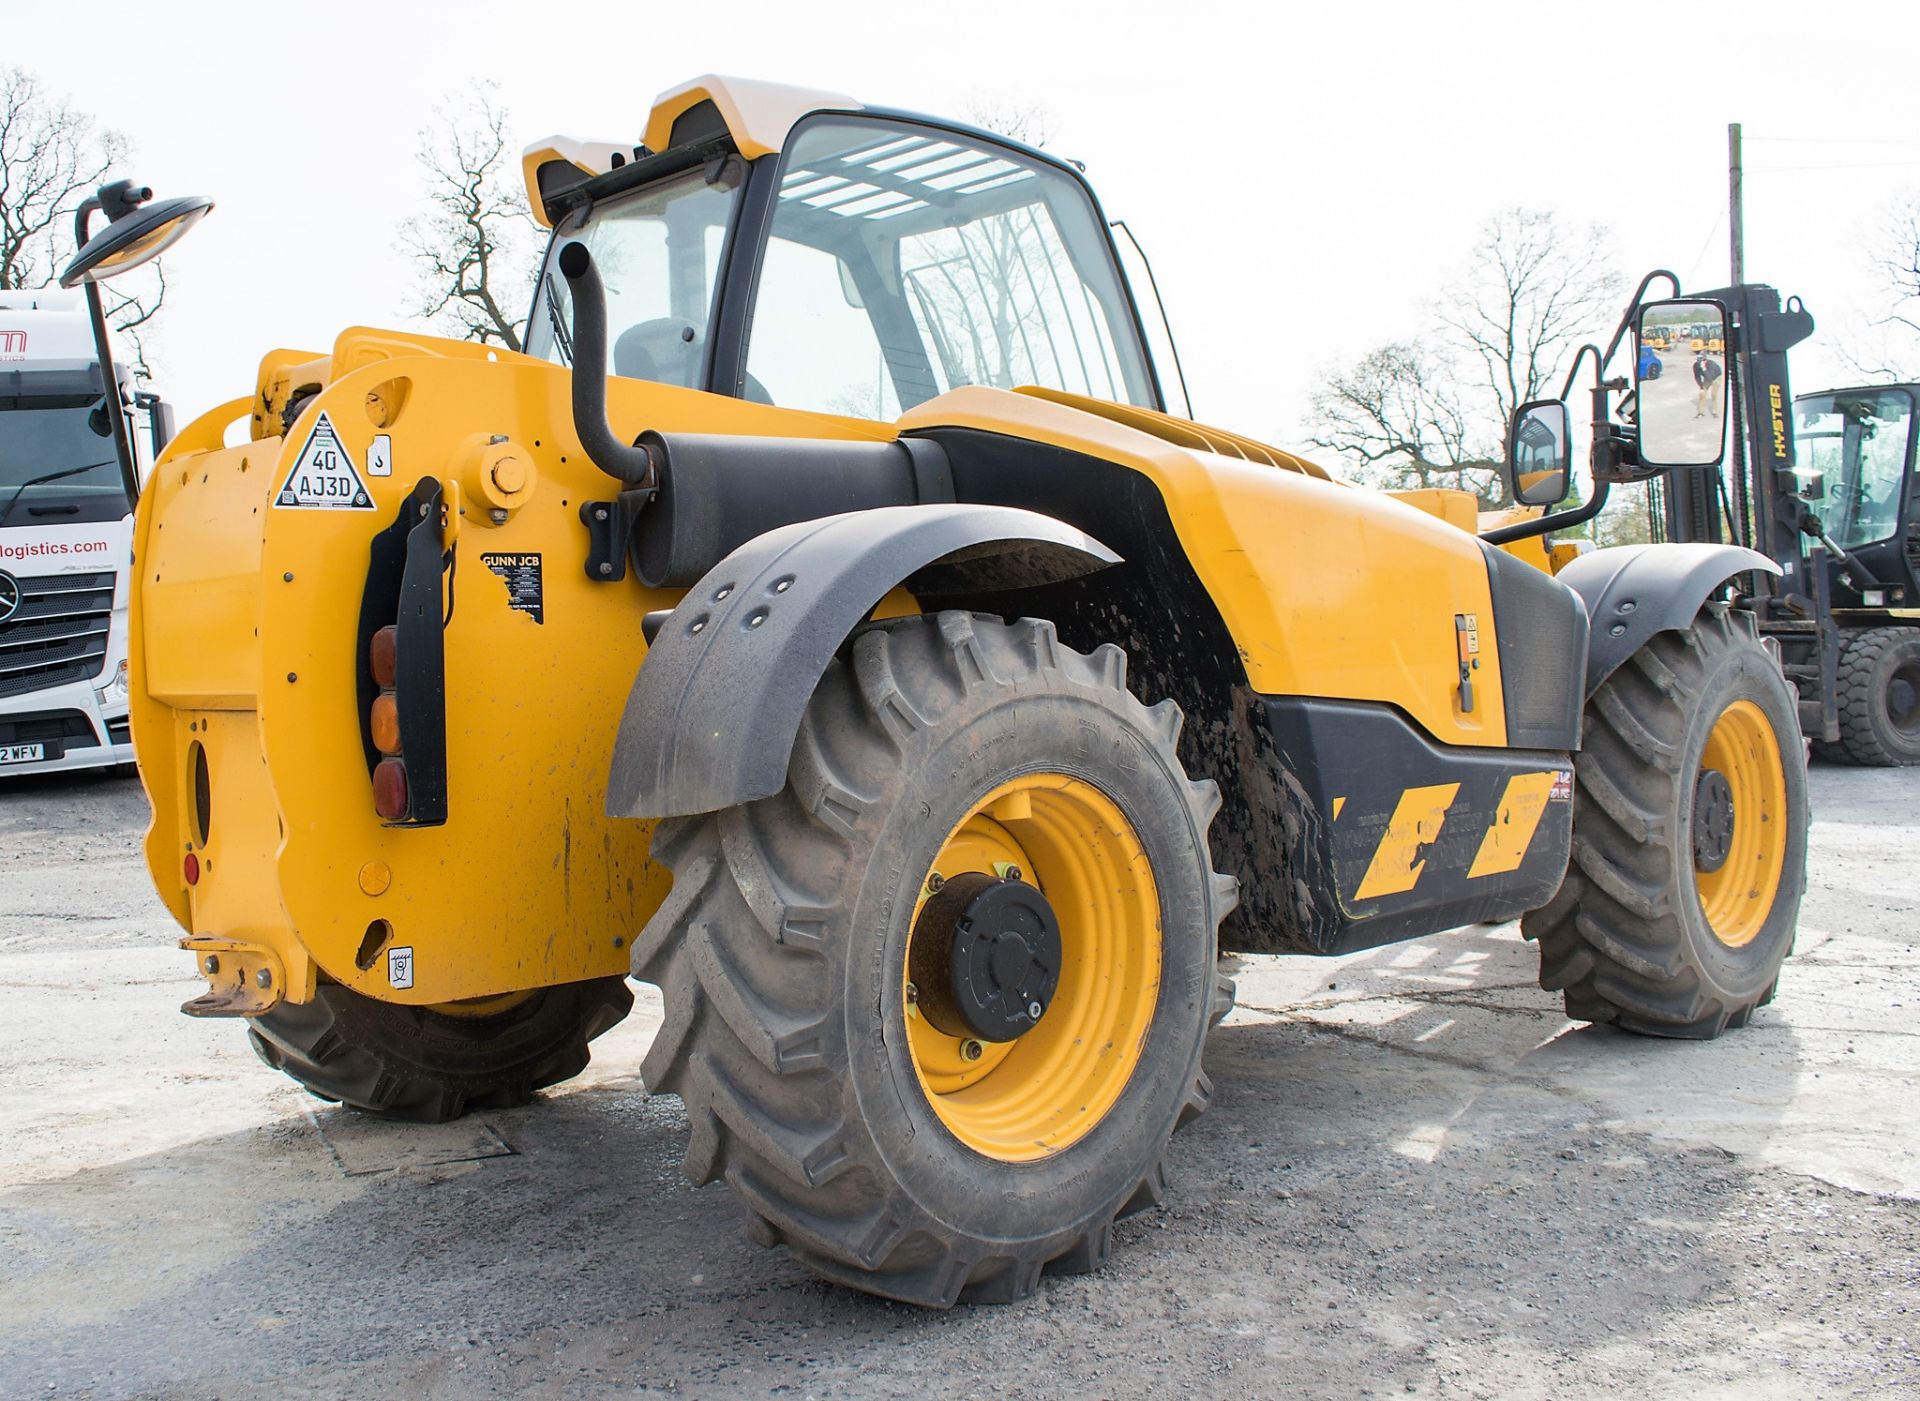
[73,196,140,504]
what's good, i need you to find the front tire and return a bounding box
[1524,605,1807,1036]
[633,613,1236,1305]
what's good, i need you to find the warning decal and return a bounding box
[274,410,376,510]
[481,552,544,624]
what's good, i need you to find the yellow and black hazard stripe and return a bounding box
[1260,697,1574,955]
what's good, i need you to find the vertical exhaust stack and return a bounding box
[556,242,660,488]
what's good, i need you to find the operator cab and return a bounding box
[521,77,1173,421]
[1796,385,1919,606]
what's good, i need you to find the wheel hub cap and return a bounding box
[909,871,1061,1042]
[1692,768,1736,873]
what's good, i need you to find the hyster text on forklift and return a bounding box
[0,272,178,775]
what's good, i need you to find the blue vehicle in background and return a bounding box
[1638,342,1664,380]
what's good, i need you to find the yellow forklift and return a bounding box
[71,77,1808,1305]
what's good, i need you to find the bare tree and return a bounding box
[1307,342,1490,492]
[1310,208,1620,502]
[400,86,537,352]
[1873,193,1920,337]
[0,66,165,377]
[961,99,1052,151]
[1841,192,1920,381]
[1440,208,1618,428]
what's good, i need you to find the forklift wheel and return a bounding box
[1524,604,1807,1037]
[247,976,633,1122]
[632,613,1236,1306]
[1832,626,1920,766]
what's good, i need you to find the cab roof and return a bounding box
[521,75,859,229]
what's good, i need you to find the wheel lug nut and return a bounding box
[925,871,945,895]
[1027,1000,1043,1019]
[905,982,919,1006]
[959,1039,984,1062]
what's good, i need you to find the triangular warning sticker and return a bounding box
[274,410,376,510]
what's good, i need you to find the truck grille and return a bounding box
[0,570,114,700]
[0,709,98,749]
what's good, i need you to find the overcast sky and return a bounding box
[13,0,1920,458]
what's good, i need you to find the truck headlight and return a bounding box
[99,659,130,704]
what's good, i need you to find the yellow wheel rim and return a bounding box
[905,775,1160,1163]
[1694,699,1788,948]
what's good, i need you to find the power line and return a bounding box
[1745,134,1920,147]
[1747,160,1920,172]
[1684,206,1725,285]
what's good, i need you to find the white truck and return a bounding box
[0,288,172,778]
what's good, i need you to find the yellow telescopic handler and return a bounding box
[81,77,1808,1305]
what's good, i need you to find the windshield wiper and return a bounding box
[545,272,575,367]
[0,459,118,528]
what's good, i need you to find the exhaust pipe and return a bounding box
[557,241,660,487]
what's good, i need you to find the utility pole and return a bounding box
[1728,122,1744,286]
[1726,121,1749,551]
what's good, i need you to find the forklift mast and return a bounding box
[1657,284,1832,738]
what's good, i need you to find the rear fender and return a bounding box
[1556,543,1780,696]
[607,503,1119,819]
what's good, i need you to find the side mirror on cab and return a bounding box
[1634,298,1728,469]
[1503,399,1572,507]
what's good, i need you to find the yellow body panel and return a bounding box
[1389,488,1480,532]
[899,387,1510,747]
[136,331,893,1008]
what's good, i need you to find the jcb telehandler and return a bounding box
[70,77,1808,1306]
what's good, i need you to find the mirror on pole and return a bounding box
[1503,399,1572,507]
[1635,299,1728,469]
[59,183,213,288]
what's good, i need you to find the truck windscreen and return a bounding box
[0,394,128,527]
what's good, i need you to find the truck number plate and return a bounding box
[0,743,46,765]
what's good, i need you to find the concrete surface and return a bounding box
[1,765,1915,1399]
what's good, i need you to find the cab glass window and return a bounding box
[1797,388,1916,549]
[527,166,739,389]
[743,116,1158,418]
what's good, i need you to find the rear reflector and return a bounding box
[373,759,409,820]
[370,694,401,755]
[184,852,200,886]
[370,626,398,689]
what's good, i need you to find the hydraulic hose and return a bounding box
[556,241,660,487]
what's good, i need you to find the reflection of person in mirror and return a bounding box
[1692,353,1723,418]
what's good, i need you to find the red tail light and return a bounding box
[373,759,409,820]
[369,626,398,688]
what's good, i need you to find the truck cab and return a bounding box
[0,289,171,777]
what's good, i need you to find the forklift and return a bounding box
[1791,382,1920,764]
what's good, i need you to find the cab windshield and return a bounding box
[525,165,740,389]
[743,116,1157,417]
[0,393,126,528]
[525,115,1160,420]
[1796,388,1917,549]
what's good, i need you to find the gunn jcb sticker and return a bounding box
[275,411,376,510]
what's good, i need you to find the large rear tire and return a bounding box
[1524,604,1807,1036]
[247,976,633,1122]
[634,613,1236,1306]
[1832,625,1920,766]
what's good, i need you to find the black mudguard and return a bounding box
[1556,543,1780,697]
[607,503,1120,820]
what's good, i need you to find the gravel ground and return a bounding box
[1,765,1915,1400]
